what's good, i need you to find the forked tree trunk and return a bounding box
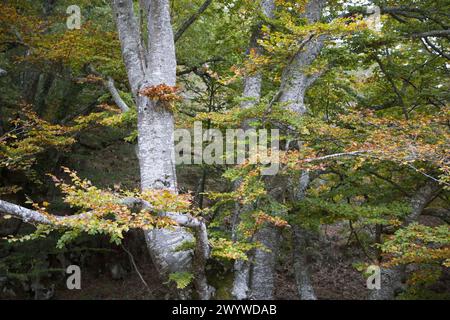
[279,0,326,300]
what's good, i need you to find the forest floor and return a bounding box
[50,222,369,300]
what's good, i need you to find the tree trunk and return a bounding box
[292,226,317,300]
[368,180,441,300]
[112,0,205,297]
[278,0,326,299]
[290,172,317,299]
[231,0,275,300]
[233,0,327,300]
[249,225,281,300]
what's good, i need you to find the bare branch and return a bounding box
[0,200,52,225]
[174,0,213,42]
[302,150,370,163]
[412,29,450,38]
[421,37,450,60]
[105,77,130,113]
[0,197,207,233]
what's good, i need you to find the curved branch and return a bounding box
[0,197,213,298]
[0,198,206,235]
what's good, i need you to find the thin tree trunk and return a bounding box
[292,225,317,300]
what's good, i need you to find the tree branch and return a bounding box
[105,77,130,113]
[412,29,450,38]
[174,0,213,42]
[111,0,146,95]
[421,37,450,60]
[0,200,52,225]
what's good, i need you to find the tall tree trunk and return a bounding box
[233,0,327,300]
[291,172,317,300]
[231,0,275,300]
[112,0,204,298]
[368,180,441,300]
[249,225,281,300]
[292,225,316,300]
[278,0,326,299]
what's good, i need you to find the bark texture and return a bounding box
[112,0,210,298]
[278,0,326,115]
[292,225,317,300]
[249,225,281,300]
[105,77,130,113]
[279,0,326,299]
[291,172,317,300]
[231,0,275,300]
[368,180,441,300]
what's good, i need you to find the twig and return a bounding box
[174,0,213,42]
[407,164,450,187]
[348,220,377,264]
[121,244,153,296]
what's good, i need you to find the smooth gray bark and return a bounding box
[279,0,327,299]
[105,77,130,113]
[112,0,145,96]
[0,200,52,225]
[290,171,317,299]
[368,180,441,300]
[278,0,327,114]
[292,225,317,300]
[232,259,251,300]
[278,35,325,114]
[231,0,275,300]
[249,225,281,300]
[240,73,263,112]
[112,0,212,298]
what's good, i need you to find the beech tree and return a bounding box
[0,0,448,301]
